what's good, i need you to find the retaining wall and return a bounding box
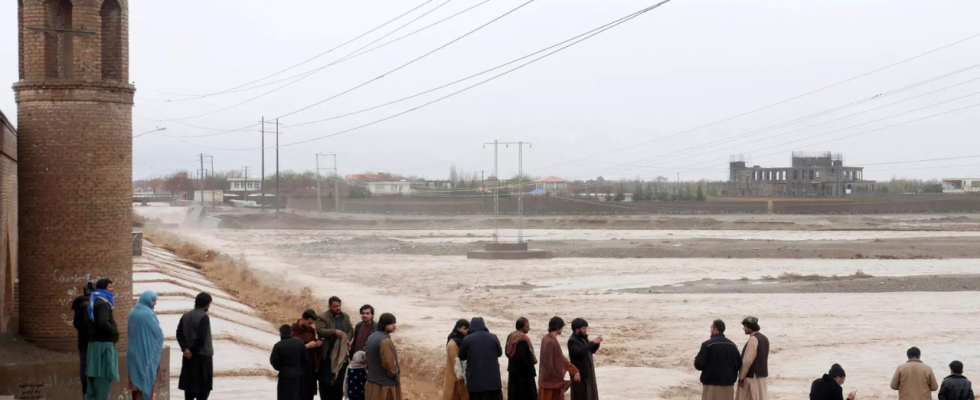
[0,346,170,400]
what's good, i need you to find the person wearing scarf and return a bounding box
[506,317,537,400]
[345,351,369,400]
[127,291,164,400]
[72,282,96,397]
[538,317,579,400]
[85,278,119,400]
[443,319,471,400]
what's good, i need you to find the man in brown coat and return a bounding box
[891,347,939,400]
[316,296,355,400]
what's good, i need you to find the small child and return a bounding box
[344,351,368,400]
[939,360,974,400]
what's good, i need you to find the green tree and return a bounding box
[614,184,626,202]
[696,184,706,201]
[634,181,646,202]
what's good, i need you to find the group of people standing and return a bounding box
[694,317,975,400]
[71,280,216,400]
[271,298,403,400]
[442,316,602,400]
[68,282,976,400]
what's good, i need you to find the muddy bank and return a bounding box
[214,210,980,232]
[277,236,980,260]
[624,274,980,294]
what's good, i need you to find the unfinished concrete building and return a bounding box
[728,152,875,197]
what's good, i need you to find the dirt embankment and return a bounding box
[142,228,443,399]
[276,236,980,260]
[625,273,980,294]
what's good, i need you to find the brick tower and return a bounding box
[14,0,134,351]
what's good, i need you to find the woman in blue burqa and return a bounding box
[127,291,165,400]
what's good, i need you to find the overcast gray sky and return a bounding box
[2,0,979,182]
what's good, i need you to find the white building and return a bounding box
[943,178,980,194]
[366,181,412,196]
[228,178,262,192]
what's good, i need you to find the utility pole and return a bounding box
[516,142,531,243]
[316,153,339,213]
[199,153,205,206]
[677,172,681,200]
[276,118,280,212]
[243,166,249,202]
[202,154,214,205]
[316,155,321,213]
[260,117,265,210]
[483,140,531,243]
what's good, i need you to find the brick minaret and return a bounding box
[14,0,134,351]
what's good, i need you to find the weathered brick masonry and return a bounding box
[0,110,18,335]
[14,0,134,351]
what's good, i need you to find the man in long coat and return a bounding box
[458,317,503,400]
[538,317,579,400]
[737,317,769,400]
[177,293,214,400]
[316,296,355,400]
[568,318,602,400]
[506,317,537,400]
[272,324,309,400]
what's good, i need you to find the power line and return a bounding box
[272,0,538,121]
[624,100,980,184]
[169,0,646,137]
[143,0,436,99]
[152,0,534,122]
[140,0,492,104]
[564,72,980,179]
[179,0,674,151]
[524,30,980,173]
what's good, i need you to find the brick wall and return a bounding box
[15,0,135,351]
[0,110,17,335]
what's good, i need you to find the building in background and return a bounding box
[365,181,412,196]
[535,176,569,194]
[942,178,980,194]
[728,152,875,197]
[228,178,262,192]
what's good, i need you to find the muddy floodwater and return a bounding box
[138,206,980,400]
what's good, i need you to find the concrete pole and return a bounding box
[334,155,340,213]
[316,154,322,213]
[261,117,265,210]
